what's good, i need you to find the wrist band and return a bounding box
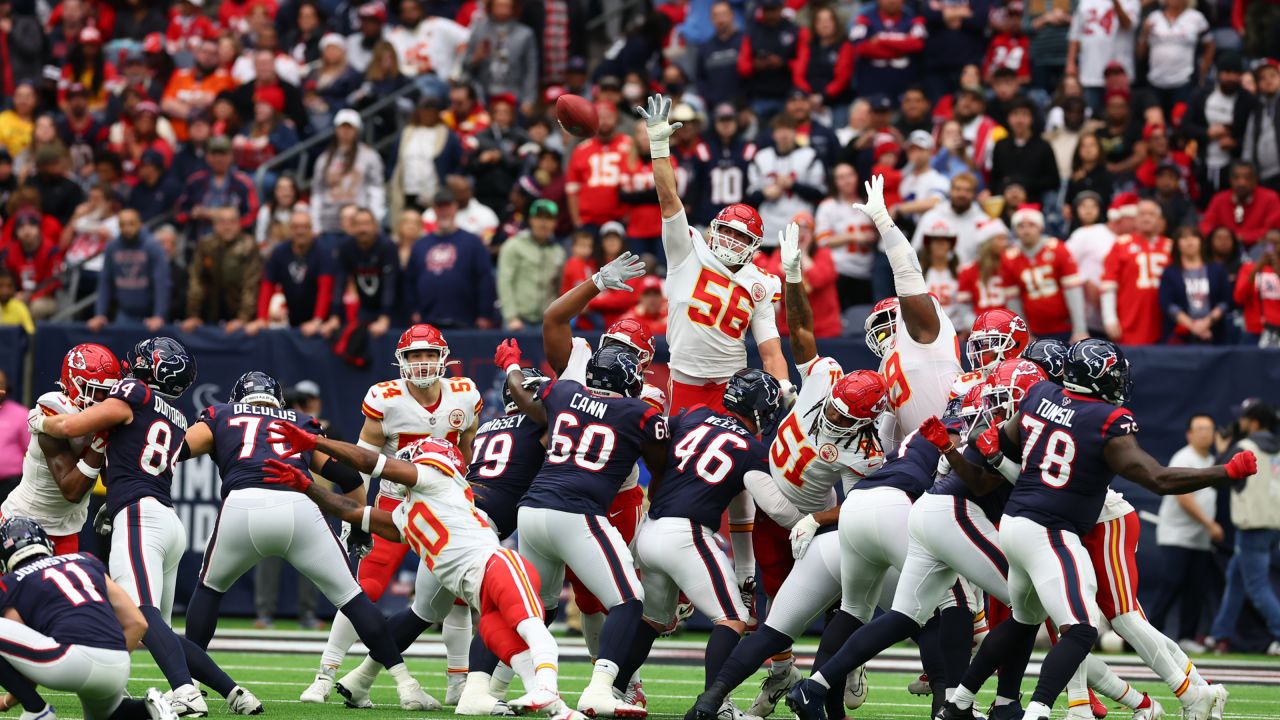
[505,363,522,376]
[371,454,387,480]
[77,459,101,479]
[361,506,372,533]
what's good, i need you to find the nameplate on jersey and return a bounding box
[154,398,189,430]
[479,414,527,433]
[1034,397,1076,428]
[231,404,300,422]
[569,393,609,419]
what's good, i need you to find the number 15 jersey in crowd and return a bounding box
[103,378,189,518]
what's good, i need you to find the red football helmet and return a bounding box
[395,324,452,388]
[967,309,1030,374]
[864,297,900,358]
[59,343,123,409]
[707,203,764,267]
[602,318,656,369]
[943,382,987,436]
[397,436,466,476]
[981,358,1048,425]
[817,370,890,440]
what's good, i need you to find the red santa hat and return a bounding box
[1011,203,1044,229]
[1108,192,1139,221]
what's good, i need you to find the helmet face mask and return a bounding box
[60,344,122,410]
[397,437,466,476]
[396,324,452,388]
[1063,339,1132,405]
[817,397,871,438]
[863,299,900,358]
[967,310,1030,373]
[708,204,764,268]
[815,371,889,443]
[602,319,655,369]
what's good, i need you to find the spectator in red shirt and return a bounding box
[2,210,60,319]
[1234,228,1271,342]
[1239,234,1280,347]
[957,219,1010,322]
[1199,161,1280,249]
[619,119,665,265]
[584,222,641,328]
[983,1,1030,84]
[165,0,219,56]
[1102,198,1173,345]
[560,229,596,296]
[1000,203,1087,341]
[755,212,841,338]
[621,274,668,338]
[566,103,629,229]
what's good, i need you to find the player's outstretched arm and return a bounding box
[780,223,818,366]
[496,339,548,425]
[1106,434,1251,494]
[105,576,148,651]
[635,94,684,220]
[37,433,101,504]
[32,399,132,439]
[855,175,940,344]
[543,253,645,373]
[262,456,402,541]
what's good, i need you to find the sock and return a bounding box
[1025,700,1052,719]
[510,650,537,692]
[321,611,360,668]
[109,697,153,720]
[994,620,1038,703]
[385,662,416,690]
[516,617,561,695]
[1183,658,1206,687]
[444,603,473,673]
[1085,655,1142,710]
[589,658,620,692]
[705,624,792,704]
[704,625,741,691]
[614,623,658,693]
[582,611,606,658]
[939,606,975,692]
[0,657,45,712]
[183,584,224,649]
[951,685,977,711]
[1031,624,1097,709]
[469,633,502,675]
[388,607,433,651]
[812,610,863,679]
[595,599,642,666]
[139,605,194,688]
[491,663,514,696]
[179,635,236,696]
[958,620,1040,707]
[1065,664,1090,712]
[339,594,403,670]
[770,651,795,673]
[1111,612,1192,700]
[817,610,916,688]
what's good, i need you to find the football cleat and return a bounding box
[168,684,208,718]
[145,688,179,720]
[549,705,588,720]
[686,693,722,720]
[748,663,801,717]
[1180,685,1214,720]
[458,673,512,716]
[1067,706,1096,720]
[1132,696,1165,720]
[717,700,761,720]
[784,679,827,720]
[510,690,563,714]
[623,681,646,709]
[397,680,441,711]
[226,686,263,715]
[1090,689,1109,719]
[1206,685,1227,720]
[575,686,647,718]
[844,666,868,710]
[335,679,373,709]
[447,672,469,706]
[985,700,1023,720]
[933,701,988,720]
[908,673,932,696]
[300,670,335,703]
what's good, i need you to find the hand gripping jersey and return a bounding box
[390,453,499,608]
[769,357,885,512]
[521,378,667,517]
[466,412,546,539]
[662,209,781,382]
[878,296,961,450]
[650,406,770,530]
[854,430,942,498]
[0,553,126,650]
[102,378,190,518]
[1004,381,1138,536]
[361,376,482,499]
[4,393,91,535]
[927,432,1023,523]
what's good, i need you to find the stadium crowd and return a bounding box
[0,0,1278,348]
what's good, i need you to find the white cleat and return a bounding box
[717,699,762,720]
[226,686,264,715]
[907,673,932,695]
[447,672,468,705]
[1181,686,1215,720]
[169,684,209,717]
[549,705,588,720]
[575,687,647,719]
[145,688,178,720]
[748,664,801,717]
[335,668,376,709]
[300,670,335,704]
[398,680,442,711]
[844,666,869,710]
[623,681,646,709]
[1066,707,1095,720]
[1133,696,1165,720]
[510,690,564,715]
[1206,685,1228,720]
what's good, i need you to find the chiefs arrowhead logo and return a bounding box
[66,350,87,370]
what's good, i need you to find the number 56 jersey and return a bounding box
[361,377,482,499]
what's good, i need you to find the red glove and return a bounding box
[1225,451,1258,480]
[268,420,316,458]
[494,338,523,371]
[976,423,1002,461]
[919,416,953,452]
[263,458,311,492]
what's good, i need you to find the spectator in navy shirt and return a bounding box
[252,210,334,336]
[325,207,396,338]
[170,112,213,183]
[86,209,171,332]
[694,1,745,110]
[737,0,799,121]
[922,0,992,100]
[406,188,496,329]
[126,150,183,223]
[850,0,929,100]
[176,136,260,241]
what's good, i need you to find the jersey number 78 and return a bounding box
[1021,416,1077,488]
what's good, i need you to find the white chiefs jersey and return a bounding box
[877,297,961,452]
[1097,489,1135,524]
[768,357,885,513]
[361,377,482,498]
[3,393,91,535]
[391,453,499,608]
[662,210,781,382]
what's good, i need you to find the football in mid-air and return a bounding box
[555,94,599,138]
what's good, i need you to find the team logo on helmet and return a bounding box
[448,408,465,428]
[1082,342,1119,374]
[153,352,187,386]
[819,443,839,463]
[66,349,87,370]
[751,283,766,302]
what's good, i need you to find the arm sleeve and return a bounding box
[883,221,927,296]
[744,469,804,528]
[728,489,756,583]
[321,456,365,493]
[1064,284,1087,336]
[661,209,695,270]
[562,337,593,384]
[750,281,782,346]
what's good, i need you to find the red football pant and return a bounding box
[568,486,644,615]
[479,549,544,663]
[1083,511,1142,620]
[669,379,727,414]
[751,508,793,598]
[51,533,78,555]
[358,495,411,600]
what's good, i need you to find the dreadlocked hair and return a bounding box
[802,398,873,450]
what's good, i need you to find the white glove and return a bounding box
[851,174,891,230]
[779,222,802,284]
[789,514,820,559]
[634,94,683,159]
[27,408,46,435]
[592,251,646,292]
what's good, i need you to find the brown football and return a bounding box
[555,94,599,138]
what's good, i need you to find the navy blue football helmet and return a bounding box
[230,371,285,408]
[1064,339,1132,405]
[1023,338,1069,383]
[504,367,550,413]
[129,337,196,398]
[0,517,54,572]
[584,344,643,398]
[723,368,784,436]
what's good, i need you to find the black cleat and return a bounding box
[934,700,987,720]
[986,701,1023,720]
[785,680,828,720]
[684,694,719,720]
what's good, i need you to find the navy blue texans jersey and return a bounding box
[0,553,126,651]
[1004,382,1138,536]
[928,436,1023,523]
[521,380,667,517]
[853,431,941,499]
[104,378,189,517]
[198,403,334,500]
[649,406,770,530]
[467,412,546,539]
[691,135,754,225]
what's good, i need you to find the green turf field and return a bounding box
[27,649,1280,720]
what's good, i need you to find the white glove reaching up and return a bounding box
[27,408,46,435]
[789,514,820,559]
[592,251,646,292]
[851,174,891,230]
[779,222,802,284]
[634,94,682,159]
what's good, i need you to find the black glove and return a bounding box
[345,526,373,558]
[93,505,113,536]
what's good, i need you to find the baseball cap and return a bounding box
[907,129,934,151]
[920,218,958,238]
[866,94,893,112]
[208,135,232,153]
[489,92,518,108]
[600,221,626,238]
[596,75,622,91]
[1155,161,1182,176]
[873,137,900,159]
[791,211,815,229]
[433,187,457,205]
[134,100,160,116]
[1104,61,1128,76]
[140,149,167,170]
[639,275,663,293]
[143,32,165,54]
[567,56,587,74]
[671,103,699,123]
[530,198,559,217]
[714,103,736,120]
[358,2,388,21]
[294,380,322,399]
[1217,51,1244,74]
[334,108,363,129]
[416,93,444,109]
[1257,58,1280,74]
[66,82,88,97]
[79,26,103,44]
[319,33,345,51]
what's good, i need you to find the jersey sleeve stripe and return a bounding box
[728,522,755,532]
[639,405,660,428]
[361,401,385,420]
[1100,407,1131,437]
[418,458,458,478]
